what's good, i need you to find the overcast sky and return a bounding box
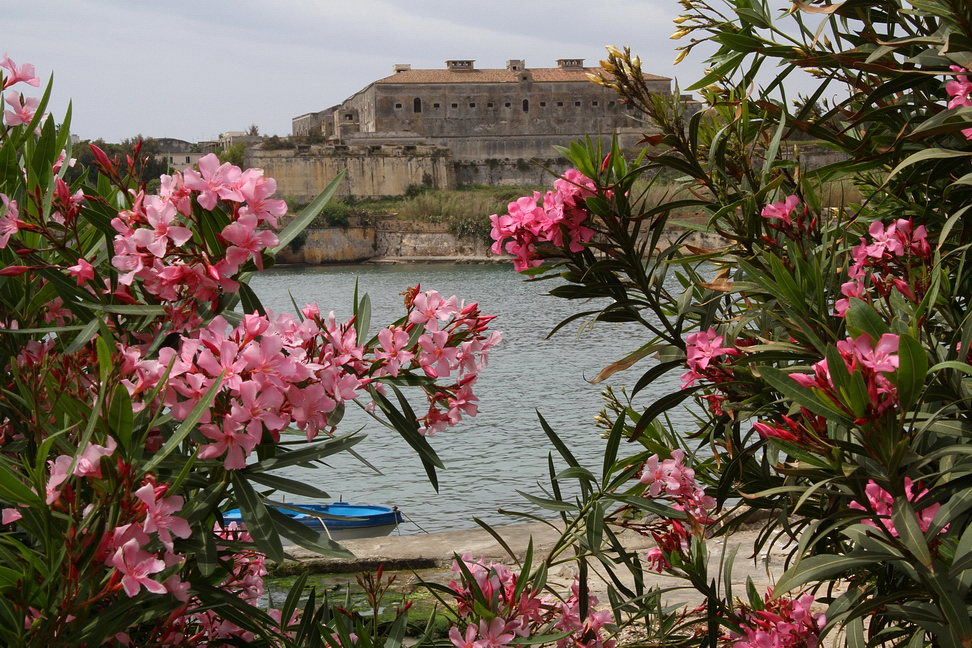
[3,0,804,144]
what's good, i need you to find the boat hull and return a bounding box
[222,502,403,542]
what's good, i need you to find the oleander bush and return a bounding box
[461,1,972,647]
[0,55,499,646]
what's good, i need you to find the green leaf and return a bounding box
[891,496,932,568]
[601,411,625,487]
[844,298,889,342]
[885,148,972,182]
[537,412,580,468]
[231,471,285,563]
[896,333,927,412]
[245,471,331,499]
[141,370,224,474]
[0,465,42,506]
[107,383,134,451]
[774,552,898,593]
[515,490,579,512]
[266,506,354,558]
[273,171,345,254]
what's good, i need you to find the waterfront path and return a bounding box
[280,521,816,609]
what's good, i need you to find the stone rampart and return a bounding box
[247,148,456,202]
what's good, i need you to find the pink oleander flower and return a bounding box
[835,279,865,317]
[0,193,19,248]
[1,54,40,88]
[680,327,739,388]
[108,538,167,597]
[849,478,942,537]
[45,455,73,505]
[761,195,800,226]
[74,437,118,478]
[418,329,460,378]
[183,153,243,210]
[239,169,287,228]
[221,213,278,272]
[67,258,95,285]
[135,483,192,552]
[375,327,414,377]
[449,622,478,648]
[947,66,972,139]
[3,90,38,126]
[131,199,193,257]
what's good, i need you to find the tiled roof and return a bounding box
[375,67,669,84]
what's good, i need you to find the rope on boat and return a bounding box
[399,509,430,534]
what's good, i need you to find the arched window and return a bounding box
[413,97,422,113]
[522,99,529,112]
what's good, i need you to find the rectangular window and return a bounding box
[574,101,581,106]
[469,102,476,108]
[433,103,440,108]
[451,103,458,108]
[592,101,598,106]
[557,101,563,107]
[487,102,494,108]
[395,103,402,109]
[540,102,546,107]
[505,102,511,108]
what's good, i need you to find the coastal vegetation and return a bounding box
[3,0,972,645]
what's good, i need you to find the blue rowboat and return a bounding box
[223,502,403,541]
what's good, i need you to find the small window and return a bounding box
[469,102,476,108]
[345,113,353,120]
[433,103,440,108]
[522,99,529,112]
[592,101,598,106]
[414,97,422,113]
[487,102,494,108]
[185,156,190,163]
[557,101,564,107]
[451,103,458,108]
[608,101,616,108]
[539,102,546,107]
[395,102,402,109]
[505,102,511,108]
[574,101,581,107]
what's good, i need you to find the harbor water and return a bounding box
[247,263,691,534]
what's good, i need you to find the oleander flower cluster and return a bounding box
[730,590,826,648]
[633,449,715,573]
[489,169,599,271]
[447,554,615,648]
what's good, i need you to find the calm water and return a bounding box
[247,263,689,534]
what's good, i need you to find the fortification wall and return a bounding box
[247,148,456,202]
[274,221,495,265]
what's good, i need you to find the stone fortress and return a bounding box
[248,59,681,201]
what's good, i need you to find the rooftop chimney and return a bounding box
[393,64,412,73]
[446,60,475,71]
[557,59,585,69]
[506,60,525,71]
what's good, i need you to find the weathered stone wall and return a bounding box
[275,225,377,264]
[273,221,495,265]
[247,148,456,202]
